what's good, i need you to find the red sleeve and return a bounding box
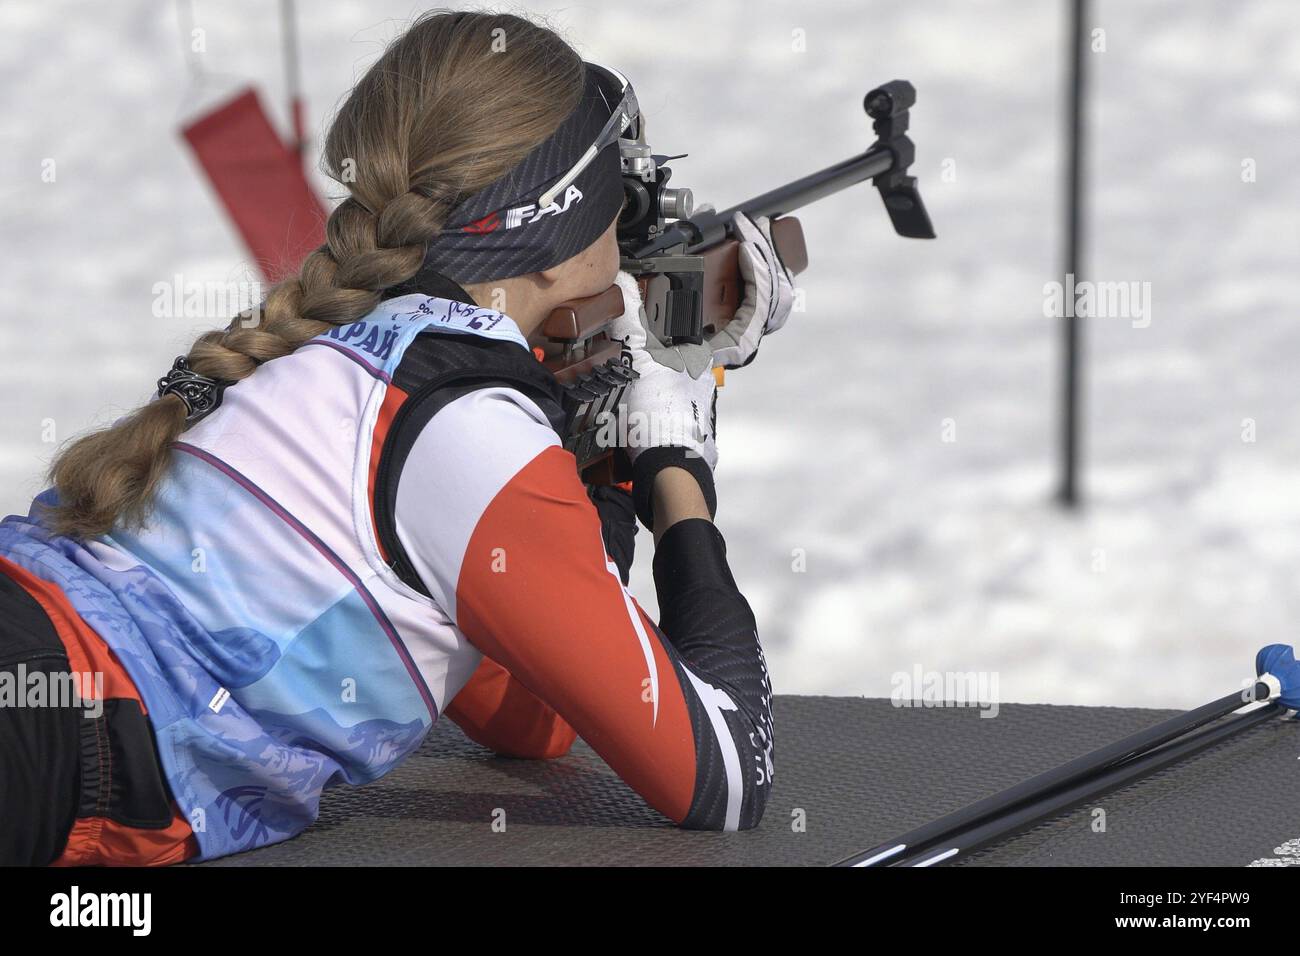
[394,386,773,829]
[444,656,577,760]
[453,444,702,823]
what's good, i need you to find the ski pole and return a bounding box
[836,680,1275,867]
[898,700,1284,867]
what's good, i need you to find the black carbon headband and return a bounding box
[411,62,633,285]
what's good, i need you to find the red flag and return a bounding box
[182,87,327,282]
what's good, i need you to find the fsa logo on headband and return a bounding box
[460,184,584,235]
[505,184,584,229]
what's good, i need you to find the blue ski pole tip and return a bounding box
[1255,644,1300,710]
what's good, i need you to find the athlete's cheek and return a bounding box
[600,219,621,286]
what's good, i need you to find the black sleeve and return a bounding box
[587,484,637,585]
[652,518,774,830]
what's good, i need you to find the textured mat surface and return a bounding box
[200,696,1299,866]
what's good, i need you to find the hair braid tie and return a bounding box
[156,356,233,424]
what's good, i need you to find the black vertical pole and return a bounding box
[1059,0,1087,507]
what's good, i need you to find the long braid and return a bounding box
[45,9,584,538]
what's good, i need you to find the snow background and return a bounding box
[1,0,1297,709]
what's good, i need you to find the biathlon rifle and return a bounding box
[541,79,937,481]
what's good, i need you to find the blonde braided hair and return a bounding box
[45,9,584,537]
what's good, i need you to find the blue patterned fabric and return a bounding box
[0,296,523,859]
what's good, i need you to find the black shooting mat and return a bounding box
[199,696,1299,867]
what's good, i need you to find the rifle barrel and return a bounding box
[628,143,897,257]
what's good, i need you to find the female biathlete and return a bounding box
[0,9,794,865]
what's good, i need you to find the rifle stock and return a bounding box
[543,215,807,375]
[541,219,807,483]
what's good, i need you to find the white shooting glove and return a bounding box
[708,212,796,369]
[607,269,719,530]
